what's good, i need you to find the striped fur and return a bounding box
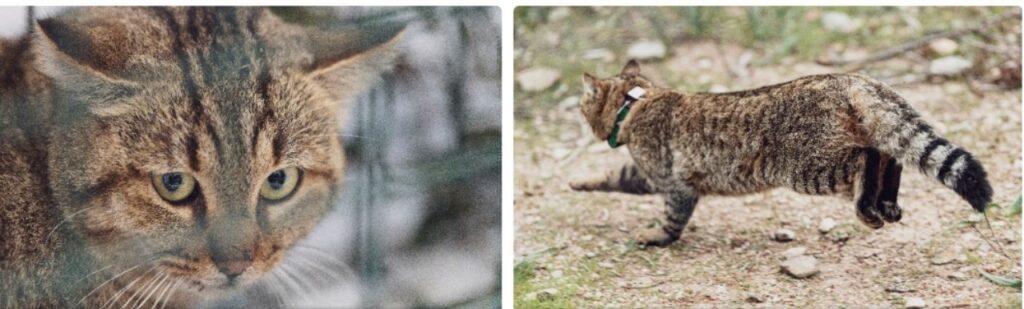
[574,61,992,247]
[0,7,402,307]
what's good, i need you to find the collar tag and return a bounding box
[608,87,646,148]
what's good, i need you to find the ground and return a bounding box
[514,7,1022,308]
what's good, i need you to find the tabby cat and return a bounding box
[0,7,401,307]
[571,60,992,247]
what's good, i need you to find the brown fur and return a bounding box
[0,7,402,307]
[574,61,992,247]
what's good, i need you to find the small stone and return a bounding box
[772,229,796,242]
[822,12,860,33]
[928,38,958,55]
[584,252,597,258]
[547,7,570,22]
[551,270,564,278]
[536,288,558,301]
[947,271,969,281]
[557,96,579,110]
[928,56,972,75]
[886,282,915,293]
[781,246,807,258]
[904,296,926,308]
[930,253,959,265]
[598,262,615,268]
[518,67,562,92]
[780,255,819,278]
[551,148,571,160]
[709,84,729,93]
[626,40,667,60]
[582,48,615,62]
[745,293,764,303]
[819,218,837,233]
[966,213,984,223]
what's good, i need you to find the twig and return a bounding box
[622,280,665,289]
[817,9,1022,66]
[969,217,1013,262]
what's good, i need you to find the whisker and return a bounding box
[292,246,359,279]
[122,272,163,309]
[144,276,172,309]
[102,265,160,309]
[157,280,182,309]
[291,255,345,285]
[74,262,145,308]
[131,272,168,309]
[46,205,97,240]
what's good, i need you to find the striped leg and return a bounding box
[569,163,653,194]
[854,148,884,229]
[876,157,903,223]
[639,192,698,247]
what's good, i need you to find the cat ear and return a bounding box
[33,17,140,103]
[582,73,598,95]
[303,21,406,102]
[620,59,641,77]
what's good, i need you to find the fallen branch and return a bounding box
[817,9,1021,66]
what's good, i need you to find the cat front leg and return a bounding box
[569,163,653,194]
[639,191,698,247]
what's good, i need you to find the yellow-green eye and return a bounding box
[260,167,301,201]
[152,172,196,202]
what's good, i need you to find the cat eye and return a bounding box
[260,167,301,201]
[152,172,197,202]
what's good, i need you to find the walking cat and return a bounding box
[571,60,992,247]
[0,7,401,307]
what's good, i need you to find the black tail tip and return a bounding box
[953,158,993,212]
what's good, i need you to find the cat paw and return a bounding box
[879,201,902,223]
[856,209,884,229]
[637,227,679,247]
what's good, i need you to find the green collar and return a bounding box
[607,87,647,148]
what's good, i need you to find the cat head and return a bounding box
[579,60,654,141]
[32,7,402,298]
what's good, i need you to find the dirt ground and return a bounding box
[513,9,1022,307]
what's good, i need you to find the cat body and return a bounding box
[0,7,401,307]
[573,61,992,247]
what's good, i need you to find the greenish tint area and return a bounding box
[515,6,1014,110]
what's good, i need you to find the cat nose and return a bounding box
[215,258,253,279]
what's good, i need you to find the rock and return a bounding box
[518,67,562,92]
[598,262,614,268]
[534,288,558,301]
[781,246,807,258]
[547,7,571,22]
[947,271,969,281]
[582,48,615,62]
[745,293,764,303]
[928,38,958,55]
[930,253,959,265]
[626,40,667,60]
[780,255,819,278]
[772,229,796,242]
[709,84,729,93]
[886,282,915,293]
[822,12,860,33]
[551,270,564,278]
[551,148,571,160]
[558,96,579,110]
[928,56,972,75]
[904,296,926,308]
[966,213,984,223]
[819,218,837,233]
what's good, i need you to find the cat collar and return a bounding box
[607,87,646,148]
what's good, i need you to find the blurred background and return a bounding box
[2,6,500,308]
[514,7,1020,308]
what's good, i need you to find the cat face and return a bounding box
[33,7,401,298]
[579,60,654,140]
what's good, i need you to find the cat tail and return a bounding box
[862,80,992,212]
[569,163,654,195]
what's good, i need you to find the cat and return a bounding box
[570,60,992,247]
[0,7,401,307]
